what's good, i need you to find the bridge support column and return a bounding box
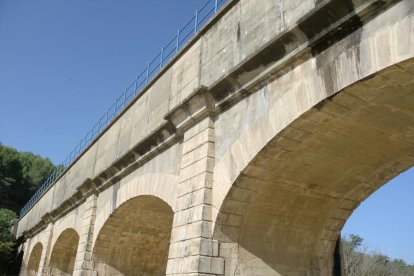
[19,240,29,276]
[73,194,98,276]
[21,237,40,276]
[38,222,54,276]
[167,117,224,275]
[19,238,35,276]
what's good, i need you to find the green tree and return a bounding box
[343,234,363,250]
[0,143,55,213]
[0,146,24,212]
[18,151,54,192]
[0,143,57,275]
[0,208,17,275]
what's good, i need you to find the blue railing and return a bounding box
[20,0,228,218]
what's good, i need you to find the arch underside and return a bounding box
[27,243,43,276]
[93,195,174,276]
[49,229,79,276]
[215,59,414,275]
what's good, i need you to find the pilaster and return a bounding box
[73,194,98,276]
[19,238,31,276]
[166,117,223,275]
[38,222,54,276]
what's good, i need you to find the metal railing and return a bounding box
[20,0,228,218]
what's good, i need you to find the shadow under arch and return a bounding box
[213,58,414,275]
[26,242,43,276]
[49,228,79,275]
[92,195,174,276]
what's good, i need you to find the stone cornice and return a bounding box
[165,86,216,134]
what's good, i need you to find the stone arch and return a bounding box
[92,173,178,248]
[116,173,178,212]
[213,55,414,274]
[26,242,43,276]
[93,195,174,276]
[49,228,80,275]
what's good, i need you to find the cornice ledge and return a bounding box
[165,85,216,134]
[93,121,177,191]
[76,178,98,198]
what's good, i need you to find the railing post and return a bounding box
[70,148,75,162]
[135,76,138,93]
[68,151,73,164]
[44,176,51,188]
[97,118,102,135]
[115,98,119,114]
[176,29,180,53]
[195,10,198,33]
[49,171,55,185]
[215,0,218,13]
[146,62,150,83]
[124,89,127,108]
[160,47,164,69]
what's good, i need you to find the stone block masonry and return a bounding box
[17,0,414,275]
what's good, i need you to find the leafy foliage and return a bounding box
[0,208,20,275]
[0,143,54,213]
[0,209,15,254]
[0,143,55,275]
[342,234,414,276]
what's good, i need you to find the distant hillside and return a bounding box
[342,234,414,276]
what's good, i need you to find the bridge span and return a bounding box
[17,0,414,275]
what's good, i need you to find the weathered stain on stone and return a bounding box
[26,243,42,276]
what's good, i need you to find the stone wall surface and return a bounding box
[17,0,414,275]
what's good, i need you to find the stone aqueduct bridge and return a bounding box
[17,0,414,275]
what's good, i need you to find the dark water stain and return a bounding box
[298,0,364,94]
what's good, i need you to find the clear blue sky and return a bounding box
[0,0,413,265]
